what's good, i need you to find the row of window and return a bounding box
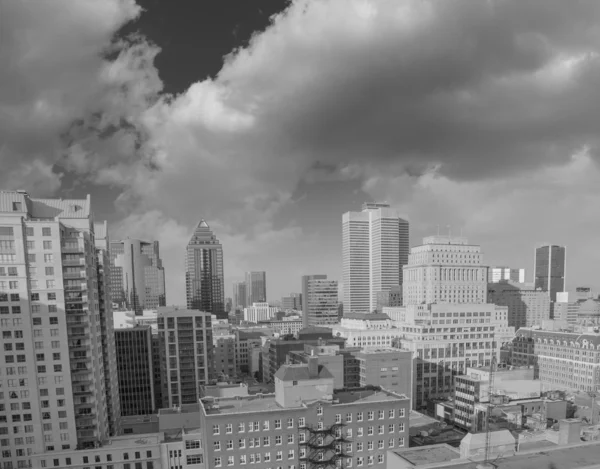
[214,452,390,468]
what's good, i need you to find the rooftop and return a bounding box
[343,313,391,321]
[158,403,200,415]
[392,444,460,466]
[274,364,334,382]
[102,433,162,449]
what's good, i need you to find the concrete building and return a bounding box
[199,361,410,469]
[509,328,600,393]
[0,191,113,469]
[94,221,121,436]
[245,271,267,305]
[490,266,525,283]
[304,277,339,327]
[288,343,346,388]
[213,330,237,380]
[534,244,566,302]
[341,312,393,330]
[342,203,409,314]
[355,348,413,399]
[114,325,156,416]
[232,281,247,311]
[403,235,488,305]
[576,286,595,301]
[185,220,225,318]
[244,302,277,323]
[156,306,214,407]
[110,238,166,314]
[301,274,327,326]
[236,330,267,375]
[487,281,551,328]
[376,285,403,312]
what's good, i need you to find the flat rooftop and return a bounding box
[202,388,408,415]
[103,433,162,449]
[393,445,459,466]
[409,410,439,428]
[448,440,600,469]
[159,403,200,415]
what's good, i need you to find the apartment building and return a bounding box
[213,331,237,380]
[95,221,121,436]
[244,302,277,323]
[199,360,410,469]
[304,277,339,327]
[509,328,600,393]
[258,318,303,336]
[156,307,214,407]
[0,191,113,469]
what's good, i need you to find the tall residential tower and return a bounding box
[342,203,409,313]
[185,220,225,318]
[245,271,267,305]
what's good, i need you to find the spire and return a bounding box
[198,219,209,229]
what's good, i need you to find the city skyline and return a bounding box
[2,1,600,303]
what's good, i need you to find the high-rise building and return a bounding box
[534,244,566,301]
[342,203,409,313]
[94,221,121,436]
[0,191,111,468]
[302,274,327,323]
[232,281,247,310]
[186,220,225,318]
[489,266,525,283]
[157,306,214,407]
[114,325,156,415]
[110,238,166,314]
[245,271,266,305]
[487,281,551,328]
[304,277,339,327]
[402,235,488,305]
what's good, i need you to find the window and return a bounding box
[357,442,363,452]
[44,254,53,263]
[10,293,19,301]
[11,306,20,314]
[357,427,363,437]
[378,410,384,419]
[378,425,384,434]
[287,418,294,428]
[43,241,52,250]
[48,305,57,313]
[7,267,17,277]
[214,441,221,451]
[225,423,232,434]
[227,456,234,466]
[275,435,282,445]
[378,440,384,449]
[239,439,246,449]
[368,455,374,466]
[9,281,18,290]
[265,420,271,431]
[367,441,373,451]
[214,457,222,467]
[47,292,56,300]
[28,254,36,263]
[33,318,42,326]
[298,417,305,427]
[368,427,373,436]
[276,451,283,461]
[240,455,246,465]
[45,267,54,276]
[263,436,270,446]
[335,414,342,424]
[388,424,395,433]
[42,228,51,236]
[357,457,364,466]
[388,409,395,418]
[317,406,323,416]
[368,411,374,420]
[27,241,35,250]
[398,423,405,432]
[186,455,203,465]
[226,440,233,450]
[346,412,352,423]
[288,450,294,459]
[274,419,280,429]
[288,434,294,444]
[398,437,405,447]
[46,280,55,289]
[398,408,405,418]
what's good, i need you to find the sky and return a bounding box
[2,0,600,304]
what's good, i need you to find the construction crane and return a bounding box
[477,355,497,469]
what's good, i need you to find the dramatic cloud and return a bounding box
[3,0,600,300]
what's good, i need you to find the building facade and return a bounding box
[305,277,339,327]
[489,267,525,283]
[281,293,302,311]
[157,307,214,407]
[0,191,112,469]
[213,331,237,380]
[244,302,277,323]
[185,220,225,318]
[302,275,327,327]
[232,281,247,311]
[110,238,166,314]
[94,222,121,436]
[342,203,409,314]
[199,361,410,469]
[245,271,267,305]
[487,281,551,328]
[534,244,566,302]
[402,235,488,305]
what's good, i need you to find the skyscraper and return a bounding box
[342,203,409,313]
[402,235,488,305]
[245,271,267,305]
[185,220,225,318]
[110,238,166,314]
[232,281,247,310]
[305,277,339,326]
[0,191,112,469]
[301,274,327,326]
[489,266,525,283]
[534,244,566,301]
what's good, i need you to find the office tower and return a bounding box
[185,220,225,318]
[0,191,110,468]
[243,302,277,323]
[157,306,214,407]
[305,277,339,326]
[402,235,488,305]
[489,266,525,283]
[110,238,166,314]
[302,274,327,325]
[114,326,155,415]
[232,281,247,310]
[488,281,551,328]
[94,221,121,436]
[281,292,302,310]
[342,202,409,313]
[534,244,566,301]
[245,271,267,305]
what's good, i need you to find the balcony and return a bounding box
[73,387,93,396]
[69,344,90,352]
[63,272,85,279]
[62,258,85,266]
[65,284,87,292]
[66,295,88,304]
[62,244,85,253]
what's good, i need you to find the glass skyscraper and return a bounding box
[534,244,566,301]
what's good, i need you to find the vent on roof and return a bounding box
[70,204,81,212]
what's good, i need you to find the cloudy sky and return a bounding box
[2,0,600,304]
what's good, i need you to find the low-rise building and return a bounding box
[199,360,411,469]
[244,302,278,323]
[340,312,393,330]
